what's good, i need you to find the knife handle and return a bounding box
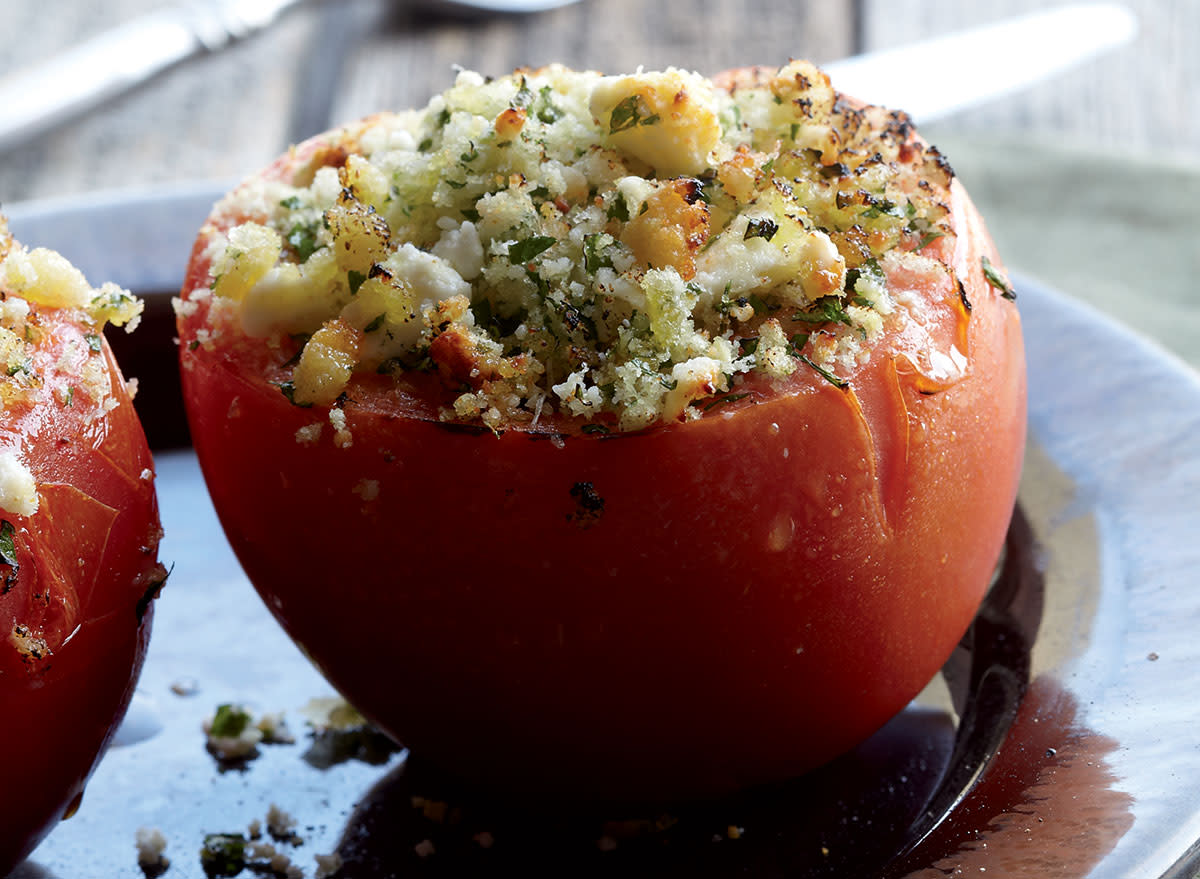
[0,10,207,152]
[0,0,304,153]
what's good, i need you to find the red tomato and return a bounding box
[177,72,1025,802]
[0,240,164,871]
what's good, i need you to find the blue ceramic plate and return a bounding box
[6,186,1200,878]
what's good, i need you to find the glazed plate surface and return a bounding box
[6,185,1200,879]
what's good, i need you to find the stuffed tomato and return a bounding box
[176,62,1025,801]
[0,217,165,870]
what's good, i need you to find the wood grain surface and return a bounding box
[1,0,1195,204]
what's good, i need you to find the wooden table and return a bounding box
[1,0,1196,204]
[6,0,1199,371]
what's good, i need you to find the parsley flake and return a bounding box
[507,235,557,265]
[799,355,849,388]
[286,221,322,261]
[982,256,1017,300]
[276,381,312,408]
[701,392,750,412]
[609,94,660,134]
[0,520,18,593]
[744,218,779,242]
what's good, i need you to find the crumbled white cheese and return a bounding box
[184,61,958,431]
[295,423,323,445]
[314,852,344,879]
[266,803,298,840]
[414,839,436,858]
[0,450,38,517]
[134,826,168,869]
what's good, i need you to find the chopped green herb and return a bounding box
[606,195,630,222]
[200,832,246,878]
[744,217,779,241]
[535,85,563,123]
[6,356,32,377]
[276,381,313,408]
[917,228,944,250]
[787,332,810,354]
[559,301,598,339]
[701,392,750,412]
[738,337,759,356]
[583,233,613,273]
[981,255,1017,300]
[844,258,885,294]
[286,221,322,261]
[511,77,534,110]
[364,313,386,333]
[507,235,557,265]
[209,704,252,739]
[347,270,367,295]
[472,297,494,330]
[0,520,15,595]
[0,520,18,568]
[85,333,103,353]
[609,94,660,134]
[793,296,850,325]
[747,293,778,314]
[461,207,481,223]
[861,198,901,219]
[279,195,303,210]
[799,354,849,388]
[581,423,610,435]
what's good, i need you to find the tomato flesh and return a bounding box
[178,177,1025,800]
[0,308,163,871]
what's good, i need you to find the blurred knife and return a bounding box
[823,3,1138,124]
[5,3,1138,293]
[0,0,582,152]
[0,0,306,152]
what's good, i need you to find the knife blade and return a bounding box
[822,3,1138,124]
[0,0,306,152]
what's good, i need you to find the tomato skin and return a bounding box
[0,309,163,872]
[178,170,1025,800]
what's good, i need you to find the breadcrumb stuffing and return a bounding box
[134,826,168,870]
[314,851,344,878]
[185,61,959,432]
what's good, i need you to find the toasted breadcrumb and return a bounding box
[184,62,959,432]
